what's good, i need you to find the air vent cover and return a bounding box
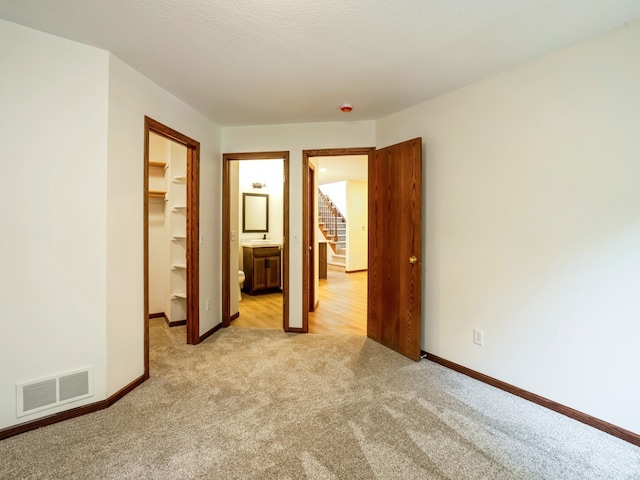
[17,367,94,417]
[22,379,57,413]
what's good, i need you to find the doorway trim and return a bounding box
[222,151,291,330]
[144,116,200,379]
[301,147,375,333]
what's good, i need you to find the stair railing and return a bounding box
[318,191,345,252]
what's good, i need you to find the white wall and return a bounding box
[223,122,375,328]
[0,20,109,429]
[346,180,368,272]
[107,55,222,394]
[376,21,640,434]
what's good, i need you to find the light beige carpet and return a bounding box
[1,319,639,479]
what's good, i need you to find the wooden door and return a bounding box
[308,163,316,312]
[368,138,422,361]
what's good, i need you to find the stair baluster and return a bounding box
[318,191,346,254]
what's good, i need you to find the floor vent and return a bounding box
[17,367,93,417]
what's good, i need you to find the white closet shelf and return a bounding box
[172,234,186,240]
[171,293,187,300]
[172,263,186,270]
[149,161,168,169]
[171,206,186,212]
[172,175,187,183]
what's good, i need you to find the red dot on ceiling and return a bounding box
[340,103,353,113]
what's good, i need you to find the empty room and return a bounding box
[1,2,639,478]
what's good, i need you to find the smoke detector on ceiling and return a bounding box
[340,103,353,113]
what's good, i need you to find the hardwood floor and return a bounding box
[233,266,367,336]
[309,268,367,336]
[233,290,284,329]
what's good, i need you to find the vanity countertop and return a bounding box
[242,241,282,248]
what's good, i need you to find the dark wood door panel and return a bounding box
[368,138,422,361]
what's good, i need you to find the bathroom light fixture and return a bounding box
[251,182,266,189]
[340,103,353,112]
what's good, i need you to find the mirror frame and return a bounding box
[242,193,269,232]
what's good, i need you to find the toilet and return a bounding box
[238,270,245,301]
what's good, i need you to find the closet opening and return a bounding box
[144,117,200,378]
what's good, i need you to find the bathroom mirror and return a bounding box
[242,193,269,232]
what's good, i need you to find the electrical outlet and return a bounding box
[473,328,484,346]
[206,299,211,311]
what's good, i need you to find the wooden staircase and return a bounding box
[318,191,346,268]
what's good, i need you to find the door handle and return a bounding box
[409,256,417,265]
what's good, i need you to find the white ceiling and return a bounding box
[316,156,368,185]
[1,1,639,126]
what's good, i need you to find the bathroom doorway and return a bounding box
[222,152,291,330]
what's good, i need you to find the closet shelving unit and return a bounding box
[148,136,187,325]
[168,153,187,322]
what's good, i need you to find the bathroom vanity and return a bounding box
[242,244,282,295]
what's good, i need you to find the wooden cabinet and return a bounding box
[243,246,281,295]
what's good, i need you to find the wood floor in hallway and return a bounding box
[233,267,366,336]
